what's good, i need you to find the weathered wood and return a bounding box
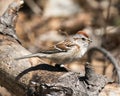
[26,63,112,96]
[0,1,114,96]
[0,0,32,95]
[0,68,25,96]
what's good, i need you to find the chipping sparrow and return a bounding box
[16,31,92,65]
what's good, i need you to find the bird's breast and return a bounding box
[50,46,81,64]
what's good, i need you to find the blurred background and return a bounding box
[0,0,120,96]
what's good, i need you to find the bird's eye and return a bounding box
[81,38,86,41]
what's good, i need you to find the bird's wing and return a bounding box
[15,40,75,60]
[55,39,74,51]
[39,49,67,54]
[39,40,74,54]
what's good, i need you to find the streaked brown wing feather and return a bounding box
[39,49,67,54]
[55,39,74,51]
[38,40,74,54]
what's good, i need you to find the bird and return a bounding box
[15,31,92,66]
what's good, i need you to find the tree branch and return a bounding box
[87,47,120,83]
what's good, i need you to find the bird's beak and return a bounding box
[88,39,92,44]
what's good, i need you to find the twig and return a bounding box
[24,0,42,14]
[103,0,112,35]
[87,47,120,83]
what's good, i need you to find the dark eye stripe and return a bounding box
[74,37,86,41]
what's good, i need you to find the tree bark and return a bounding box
[0,1,115,96]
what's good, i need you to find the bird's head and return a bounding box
[73,31,92,47]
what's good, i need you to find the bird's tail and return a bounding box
[15,53,48,60]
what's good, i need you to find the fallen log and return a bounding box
[0,1,115,96]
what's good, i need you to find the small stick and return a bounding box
[87,47,120,83]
